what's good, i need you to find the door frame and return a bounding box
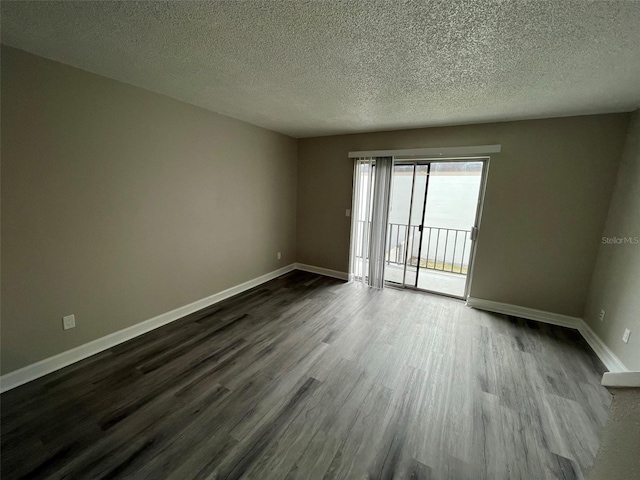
[386,156,490,300]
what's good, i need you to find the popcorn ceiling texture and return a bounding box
[2,0,640,137]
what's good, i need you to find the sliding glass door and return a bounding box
[384,159,486,298]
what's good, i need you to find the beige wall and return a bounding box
[297,114,629,317]
[1,47,297,374]
[589,387,640,480]
[584,110,640,371]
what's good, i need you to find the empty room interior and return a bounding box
[2,2,640,479]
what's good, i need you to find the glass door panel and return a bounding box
[384,163,413,285]
[403,164,429,287]
[416,161,483,296]
[384,163,429,286]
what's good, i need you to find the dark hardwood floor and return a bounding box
[1,271,610,479]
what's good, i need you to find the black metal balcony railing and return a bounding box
[355,221,472,275]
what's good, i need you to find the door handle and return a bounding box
[471,227,479,241]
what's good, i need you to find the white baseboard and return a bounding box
[294,263,349,281]
[465,297,582,329]
[601,371,640,388]
[466,297,628,373]
[577,320,629,373]
[0,264,296,393]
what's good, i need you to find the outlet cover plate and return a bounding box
[623,329,631,343]
[63,314,76,330]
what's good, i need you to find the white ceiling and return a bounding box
[2,1,640,138]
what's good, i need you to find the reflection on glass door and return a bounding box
[384,159,484,298]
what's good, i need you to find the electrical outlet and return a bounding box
[345,209,351,217]
[277,252,281,260]
[63,314,76,330]
[599,309,606,321]
[622,329,631,344]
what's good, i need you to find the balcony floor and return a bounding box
[384,263,467,297]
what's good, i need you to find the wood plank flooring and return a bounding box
[1,271,610,479]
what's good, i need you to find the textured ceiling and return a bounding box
[2,1,640,138]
